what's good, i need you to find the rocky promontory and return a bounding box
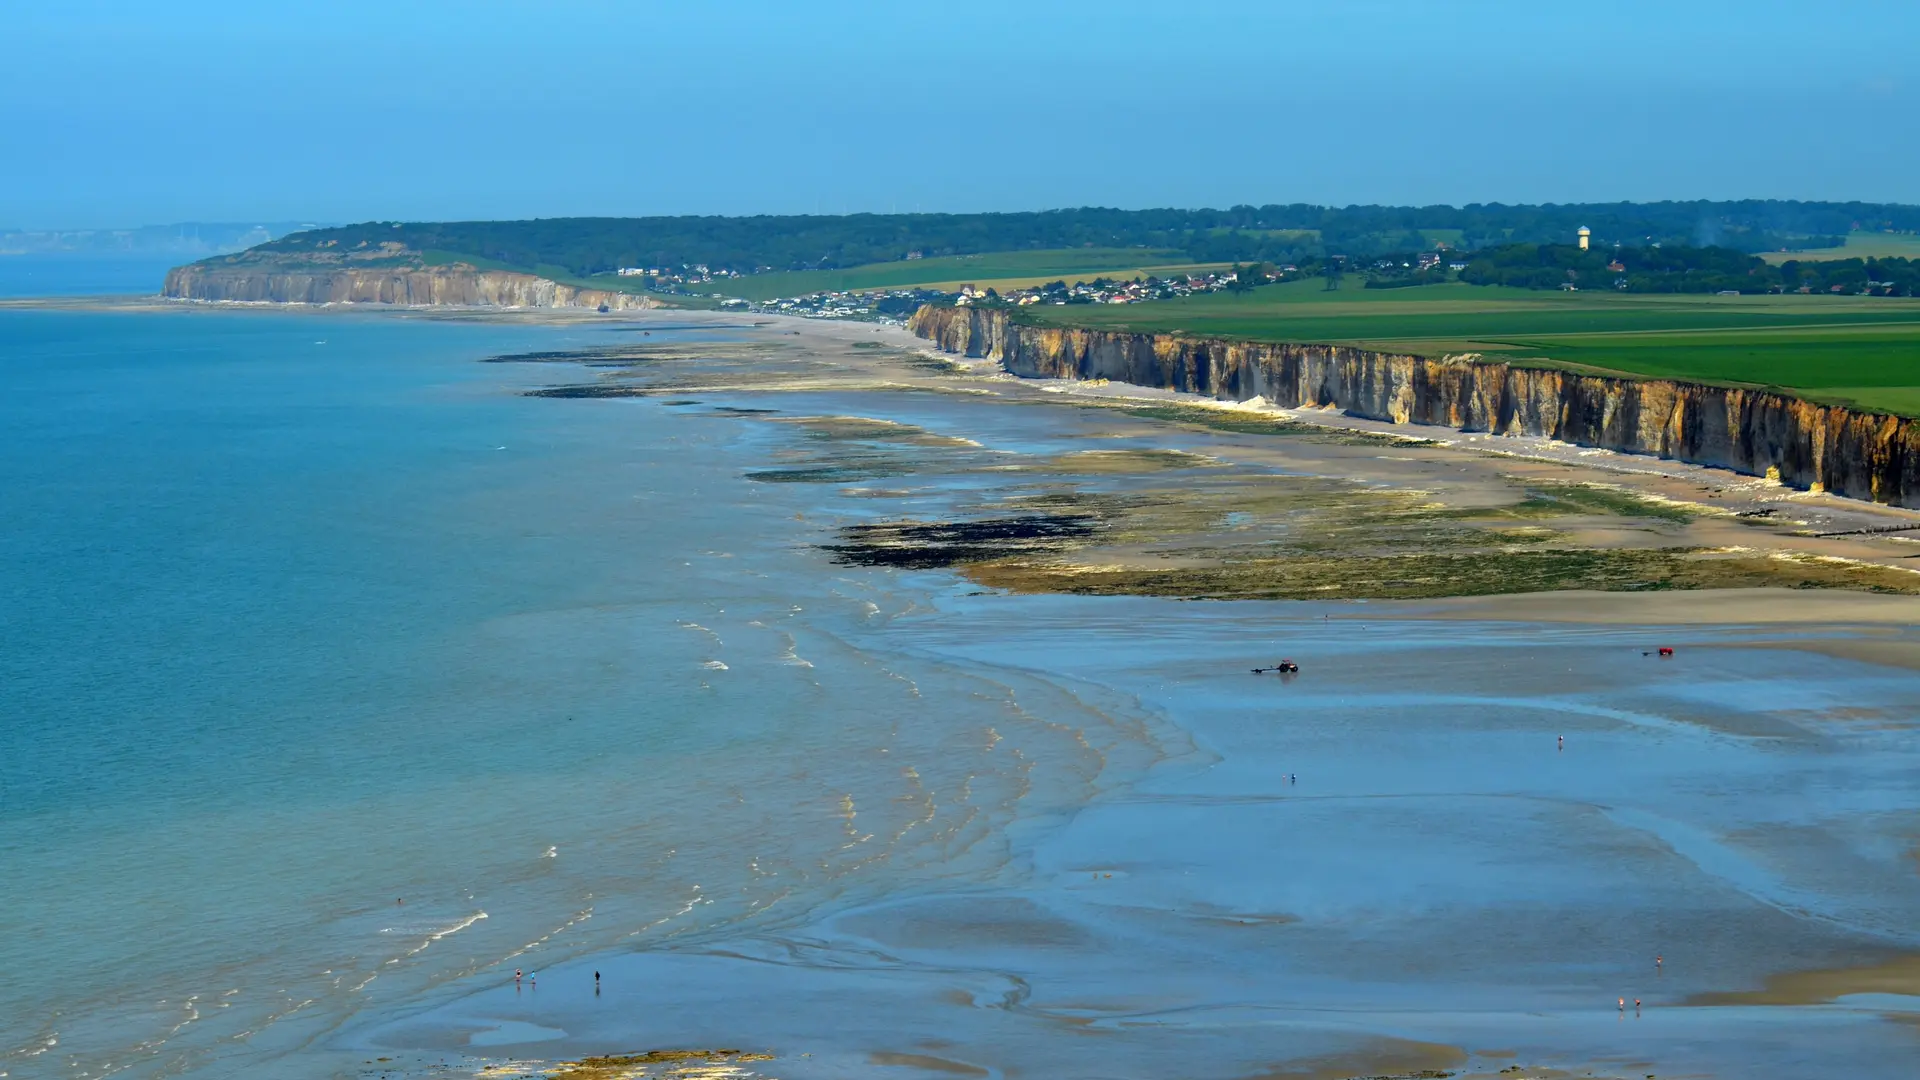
[909,303,1920,508]
[163,242,654,311]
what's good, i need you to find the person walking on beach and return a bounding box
[1618,997,1625,1012]
[1558,735,1564,751]
[515,969,522,984]
[1656,954,1663,972]
[529,971,537,988]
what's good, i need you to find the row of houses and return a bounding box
[738,292,873,318]
[616,264,746,286]
[958,267,1295,307]
[719,263,1328,322]
[1373,253,1468,272]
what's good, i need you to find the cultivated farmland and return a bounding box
[1019,277,1920,415]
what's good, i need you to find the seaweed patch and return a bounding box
[824,514,1103,568]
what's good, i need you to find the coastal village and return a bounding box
[624,248,1497,322]
[607,226,1920,320]
[629,263,1306,322]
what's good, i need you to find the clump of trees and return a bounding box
[1773,257,1920,296]
[1362,264,1449,289]
[871,289,947,316]
[1226,263,1277,295]
[1458,243,1920,296]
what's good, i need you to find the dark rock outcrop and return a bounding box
[908,304,1920,507]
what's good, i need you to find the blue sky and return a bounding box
[2,1,1912,228]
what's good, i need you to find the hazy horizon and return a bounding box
[4,1,1913,231]
[13,195,1920,239]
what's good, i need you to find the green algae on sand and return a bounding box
[961,547,1920,601]
[533,1049,775,1080]
[809,433,1920,601]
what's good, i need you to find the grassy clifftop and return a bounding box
[1015,277,1920,416]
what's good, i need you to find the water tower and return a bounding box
[1577,226,1591,251]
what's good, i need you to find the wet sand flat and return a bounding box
[1689,953,1920,1005]
[1389,588,1920,625]
[332,313,1920,1080]
[361,601,1920,1080]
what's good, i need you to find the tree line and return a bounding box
[1456,243,1920,296]
[252,201,1919,278]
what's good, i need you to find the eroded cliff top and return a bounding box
[178,239,438,274]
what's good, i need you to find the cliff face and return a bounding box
[908,304,1920,507]
[162,265,656,311]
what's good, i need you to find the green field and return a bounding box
[1760,231,1920,264]
[1020,277,1920,415]
[683,248,1209,301]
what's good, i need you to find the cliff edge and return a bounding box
[908,303,1920,508]
[162,243,654,311]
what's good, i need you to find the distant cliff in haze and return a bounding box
[162,241,655,311]
[2,222,319,257]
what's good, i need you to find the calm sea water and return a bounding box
[0,308,1136,1079]
[5,304,1919,1080]
[0,255,179,298]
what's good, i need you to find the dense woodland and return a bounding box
[1455,244,1920,295]
[256,201,1918,277]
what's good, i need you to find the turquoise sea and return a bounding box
[0,307,1097,1077]
[5,299,1920,1080]
[0,256,187,298]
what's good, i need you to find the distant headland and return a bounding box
[162,200,1920,311]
